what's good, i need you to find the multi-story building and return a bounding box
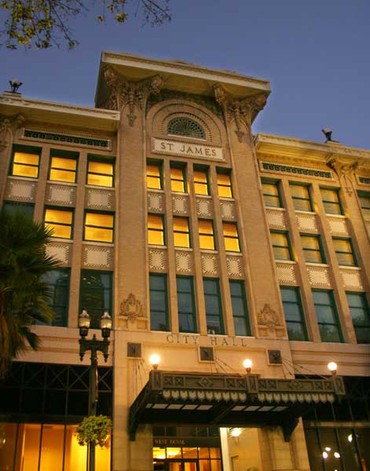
[0,52,369,471]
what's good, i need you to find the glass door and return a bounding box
[168,460,199,471]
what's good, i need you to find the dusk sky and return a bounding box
[1,0,370,149]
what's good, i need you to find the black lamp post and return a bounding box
[78,310,112,471]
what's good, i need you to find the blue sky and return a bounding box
[1,0,370,148]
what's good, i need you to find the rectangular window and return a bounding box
[87,158,114,187]
[357,191,370,221]
[173,217,190,248]
[300,234,325,263]
[84,212,114,243]
[2,201,34,218]
[170,165,186,192]
[79,270,113,329]
[148,214,165,245]
[43,269,70,326]
[194,167,209,195]
[10,146,40,179]
[49,151,78,183]
[333,238,356,266]
[290,184,313,211]
[217,171,233,198]
[271,231,292,260]
[150,274,169,331]
[280,287,308,340]
[346,292,370,344]
[203,278,224,334]
[223,222,240,252]
[262,180,283,208]
[320,188,343,215]
[44,208,73,239]
[146,162,162,190]
[177,276,197,333]
[312,290,343,342]
[230,280,250,336]
[198,220,215,250]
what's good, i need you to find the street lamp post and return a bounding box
[78,310,112,471]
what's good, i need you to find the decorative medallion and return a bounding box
[257,304,281,330]
[120,293,144,319]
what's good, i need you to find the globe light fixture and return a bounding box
[327,361,338,375]
[243,358,253,374]
[149,354,161,370]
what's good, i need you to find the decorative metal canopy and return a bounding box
[129,370,345,442]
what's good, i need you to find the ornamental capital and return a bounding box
[0,113,25,150]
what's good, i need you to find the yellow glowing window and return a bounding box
[217,172,232,198]
[194,169,209,195]
[148,214,165,245]
[223,222,240,252]
[173,217,190,247]
[84,212,114,243]
[49,156,77,183]
[11,151,39,178]
[147,163,162,189]
[45,208,73,239]
[198,220,215,250]
[170,166,186,192]
[87,160,114,187]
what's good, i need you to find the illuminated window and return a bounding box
[79,270,112,329]
[170,165,186,192]
[87,158,114,187]
[194,167,209,195]
[84,212,114,243]
[223,222,240,252]
[312,290,343,342]
[280,287,308,341]
[173,217,190,248]
[346,292,370,344]
[177,276,197,333]
[230,280,250,336]
[49,151,78,183]
[198,220,215,250]
[290,184,313,211]
[320,188,343,215]
[300,234,325,263]
[44,208,73,239]
[147,162,162,190]
[204,278,224,334]
[150,274,169,331]
[168,117,205,139]
[10,146,40,178]
[333,238,357,266]
[262,180,283,208]
[217,171,233,198]
[148,214,165,245]
[271,231,293,260]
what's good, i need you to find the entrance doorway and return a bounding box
[154,459,199,471]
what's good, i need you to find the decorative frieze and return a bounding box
[46,183,76,206]
[296,213,318,232]
[46,242,72,265]
[149,248,167,272]
[148,191,165,212]
[327,216,349,236]
[201,253,219,276]
[5,178,36,201]
[196,197,213,218]
[340,268,364,290]
[220,200,236,220]
[82,245,114,269]
[172,195,189,215]
[307,265,331,288]
[276,262,297,285]
[261,161,333,179]
[175,250,193,274]
[86,188,115,210]
[226,255,244,278]
[23,129,111,150]
[266,208,287,229]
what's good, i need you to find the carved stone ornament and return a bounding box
[214,85,267,142]
[119,293,144,320]
[0,113,25,150]
[326,157,360,196]
[102,66,164,126]
[257,304,281,330]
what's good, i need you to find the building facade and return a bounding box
[0,52,369,471]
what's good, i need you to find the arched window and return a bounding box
[168,117,205,139]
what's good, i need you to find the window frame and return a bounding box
[320,187,343,215]
[280,286,308,341]
[84,211,114,243]
[346,292,370,344]
[312,290,343,343]
[193,166,210,196]
[203,278,224,335]
[167,117,205,140]
[216,170,233,198]
[42,268,71,327]
[300,234,326,264]
[148,214,165,246]
[262,179,283,208]
[229,280,251,336]
[198,219,216,250]
[290,183,313,212]
[332,237,357,266]
[146,161,163,190]
[48,150,78,184]
[149,274,169,332]
[176,276,197,333]
[173,217,191,248]
[2,201,34,218]
[170,164,187,193]
[44,207,74,239]
[86,156,114,188]
[79,269,113,329]
[270,230,293,261]
[10,145,41,179]
[222,222,240,252]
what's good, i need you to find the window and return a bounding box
[2,201,34,218]
[262,180,283,208]
[44,208,73,239]
[280,287,308,340]
[223,222,240,252]
[84,212,114,243]
[87,158,114,187]
[148,214,165,245]
[312,290,343,342]
[10,146,40,178]
[49,151,78,183]
[194,167,209,195]
[271,231,293,261]
[198,220,215,250]
[147,162,163,190]
[149,274,169,331]
[203,278,224,334]
[346,292,370,344]
[177,276,197,333]
[300,234,325,263]
[170,165,186,192]
[173,217,190,248]
[230,280,250,336]
[217,171,233,198]
[290,184,313,211]
[333,238,357,266]
[168,117,205,139]
[320,188,343,215]
[43,269,70,326]
[357,191,370,229]
[79,270,113,329]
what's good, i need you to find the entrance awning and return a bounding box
[129,370,345,442]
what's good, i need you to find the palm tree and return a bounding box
[0,208,61,378]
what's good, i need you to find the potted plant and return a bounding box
[76,415,112,447]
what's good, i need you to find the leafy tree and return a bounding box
[0,0,171,49]
[0,208,61,378]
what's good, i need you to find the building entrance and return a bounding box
[153,459,199,471]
